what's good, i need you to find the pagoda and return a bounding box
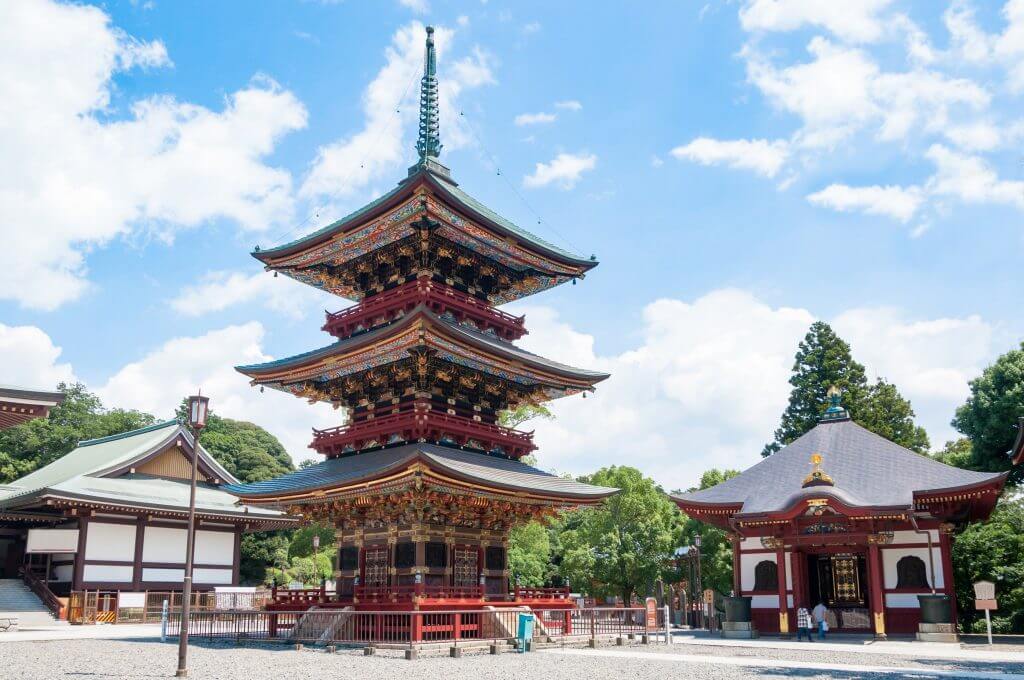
[226,27,614,611]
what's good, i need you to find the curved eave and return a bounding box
[235,306,608,386]
[227,447,616,505]
[252,169,596,271]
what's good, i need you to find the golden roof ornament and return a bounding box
[820,385,850,422]
[802,453,835,488]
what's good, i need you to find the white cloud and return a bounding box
[514,112,557,126]
[522,152,597,190]
[0,0,308,311]
[169,270,339,319]
[554,100,582,111]
[806,184,923,222]
[398,0,429,13]
[671,137,789,178]
[522,22,542,35]
[96,323,339,465]
[510,290,996,490]
[944,120,1002,151]
[0,324,76,389]
[925,144,1024,210]
[301,22,494,201]
[944,0,1024,91]
[739,0,895,44]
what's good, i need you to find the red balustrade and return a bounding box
[323,278,526,340]
[311,407,535,458]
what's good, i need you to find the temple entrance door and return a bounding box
[362,545,389,592]
[805,552,872,631]
[452,546,478,592]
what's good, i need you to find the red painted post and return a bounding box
[411,612,422,642]
[453,612,461,640]
[775,545,790,636]
[564,609,572,635]
[867,543,887,639]
[939,526,959,630]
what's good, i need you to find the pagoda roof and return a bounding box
[254,167,595,268]
[236,305,608,390]
[0,384,64,429]
[224,442,616,503]
[0,420,291,527]
[1011,418,1024,466]
[672,417,1006,519]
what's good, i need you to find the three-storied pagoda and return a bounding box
[227,27,615,610]
[673,391,1007,639]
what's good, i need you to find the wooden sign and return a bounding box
[703,588,715,604]
[975,599,997,611]
[645,597,658,629]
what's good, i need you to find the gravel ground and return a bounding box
[0,638,1021,680]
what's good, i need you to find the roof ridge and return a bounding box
[78,419,180,447]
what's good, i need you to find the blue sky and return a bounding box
[3,0,1023,490]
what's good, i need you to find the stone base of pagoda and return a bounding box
[916,623,958,643]
[720,621,758,639]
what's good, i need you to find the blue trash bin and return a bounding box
[516,613,535,653]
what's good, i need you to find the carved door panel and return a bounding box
[830,554,863,606]
[363,546,389,590]
[453,547,478,589]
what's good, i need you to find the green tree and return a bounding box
[933,438,973,468]
[670,469,740,596]
[763,322,928,455]
[508,521,551,587]
[498,403,553,429]
[240,532,290,585]
[557,466,679,604]
[952,497,1024,633]
[288,552,334,586]
[952,343,1024,482]
[288,523,336,560]
[0,383,155,483]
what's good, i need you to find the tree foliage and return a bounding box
[669,469,740,597]
[498,403,553,429]
[508,521,551,587]
[0,382,155,483]
[952,497,1024,633]
[763,322,928,456]
[952,343,1024,483]
[557,466,679,603]
[288,523,336,560]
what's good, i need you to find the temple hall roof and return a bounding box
[672,417,1006,517]
[0,420,289,526]
[0,384,64,429]
[225,442,617,502]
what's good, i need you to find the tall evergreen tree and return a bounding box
[762,322,928,456]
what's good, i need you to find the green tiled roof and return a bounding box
[254,168,595,266]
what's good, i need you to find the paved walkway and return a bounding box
[0,623,162,643]
[670,629,1024,663]
[544,647,1024,679]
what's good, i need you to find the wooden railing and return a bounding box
[354,584,484,602]
[323,279,527,341]
[514,586,572,601]
[21,568,66,621]
[311,407,535,458]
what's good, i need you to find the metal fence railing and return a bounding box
[68,590,272,625]
[166,606,663,649]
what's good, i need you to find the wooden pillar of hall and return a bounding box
[867,543,886,640]
[731,536,741,596]
[939,524,958,631]
[790,547,805,609]
[775,545,789,636]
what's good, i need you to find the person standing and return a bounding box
[813,601,829,640]
[796,606,814,642]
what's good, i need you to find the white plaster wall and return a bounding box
[739,538,761,550]
[892,530,938,544]
[84,523,135,562]
[143,568,184,582]
[885,593,925,608]
[882,547,943,589]
[26,528,79,553]
[194,531,233,566]
[83,564,132,582]
[194,568,233,585]
[750,594,793,609]
[53,565,73,582]
[740,551,791,592]
[142,526,187,563]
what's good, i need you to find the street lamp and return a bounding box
[312,533,323,598]
[176,392,209,678]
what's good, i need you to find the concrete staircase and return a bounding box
[0,579,66,628]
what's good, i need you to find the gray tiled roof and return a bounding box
[225,443,617,500]
[673,418,1004,515]
[237,306,609,382]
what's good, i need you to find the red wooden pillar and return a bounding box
[939,525,958,630]
[867,543,886,639]
[790,548,804,610]
[732,536,741,596]
[775,545,789,636]
[411,612,422,642]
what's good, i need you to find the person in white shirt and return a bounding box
[812,601,829,639]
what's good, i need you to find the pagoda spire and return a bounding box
[416,26,441,162]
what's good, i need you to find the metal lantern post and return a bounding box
[694,534,704,629]
[176,392,209,678]
[313,533,323,598]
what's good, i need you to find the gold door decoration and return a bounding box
[453,547,478,588]
[831,555,861,605]
[364,546,389,588]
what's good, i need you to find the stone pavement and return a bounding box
[671,628,1024,663]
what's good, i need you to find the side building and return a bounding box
[672,394,1007,639]
[0,420,293,617]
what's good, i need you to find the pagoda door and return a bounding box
[452,546,478,592]
[363,545,389,592]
